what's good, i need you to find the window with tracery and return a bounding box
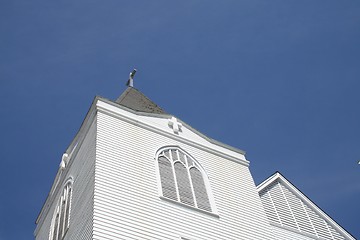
[156,147,213,212]
[50,180,73,240]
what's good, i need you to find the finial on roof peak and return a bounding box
[126,69,137,87]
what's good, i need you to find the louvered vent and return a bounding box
[175,162,195,206]
[190,167,211,211]
[157,147,212,212]
[158,156,177,201]
[259,180,346,240]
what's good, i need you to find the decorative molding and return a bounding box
[168,117,183,134]
[97,100,249,167]
[99,96,246,155]
[159,196,220,219]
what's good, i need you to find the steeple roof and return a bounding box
[115,87,166,114]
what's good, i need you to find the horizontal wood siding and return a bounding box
[36,119,96,240]
[94,111,273,240]
[36,196,54,239]
[64,119,95,240]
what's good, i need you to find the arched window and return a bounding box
[156,147,213,212]
[50,179,73,240]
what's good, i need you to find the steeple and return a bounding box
[118,69,165,114]
[35,71,356,240]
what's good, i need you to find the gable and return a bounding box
[257,173,355,240]
[97,97,248,165]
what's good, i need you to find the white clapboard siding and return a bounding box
[93,109,274,240]
[96,99,247,162]
[35,118,96,240]
[63,119,96,240]
[36,93,356,240]
[259,177,350,240]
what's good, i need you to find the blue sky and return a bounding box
[1,0,359,239]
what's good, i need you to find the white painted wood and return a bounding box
[93,108,273,240]
[35,118,96,240]
[258,173,355,240]
[36,95,355,240]
[96,100,248,164]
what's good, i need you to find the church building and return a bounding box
[34,79,355,240]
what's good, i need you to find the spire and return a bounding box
[117,69,166,114]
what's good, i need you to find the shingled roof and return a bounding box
[115,87,166,114]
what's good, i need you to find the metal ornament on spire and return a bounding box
[126,69,137,87]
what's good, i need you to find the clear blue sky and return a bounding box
[1,1,359,239]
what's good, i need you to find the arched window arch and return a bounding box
[156,146,213,212]
[50,178,73,240]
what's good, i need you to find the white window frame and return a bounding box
[155,146,217,215]
[49,177,73,240]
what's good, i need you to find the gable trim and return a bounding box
[96,98,249,166]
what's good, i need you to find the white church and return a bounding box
[34,77,356,240]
